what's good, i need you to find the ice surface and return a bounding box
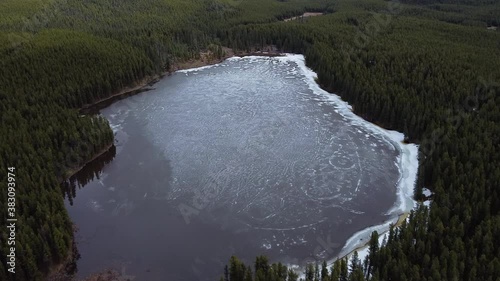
[68,54,417,281]
[422,188,432,197]
[276,54,418,259]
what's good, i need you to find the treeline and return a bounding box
[219,237,371,281]
[220,209,431,281]
[220,256,299,281]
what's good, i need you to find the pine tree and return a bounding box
[367,231,379,277]
[330,260,341,281]
[288,268,299,281]
[314,263,320,281]
[340,259,348,281]
[305,264,315,281]
[321,261,329,281]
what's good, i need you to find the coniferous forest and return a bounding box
[0,0,499,280]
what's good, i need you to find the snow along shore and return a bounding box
[175,54,419,272]
[273,54,419,262]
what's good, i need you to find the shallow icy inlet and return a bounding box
[66,54,417,281]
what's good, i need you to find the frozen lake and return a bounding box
[65,55,409,281]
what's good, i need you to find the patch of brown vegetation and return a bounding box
[82,45,283,112]
[170,47,233,71]
[170,45,283,71]
[283,12,324,22]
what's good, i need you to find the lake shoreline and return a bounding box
[67,53,418,281]
[57,47,285,281]
[49,143,115,280]
[80,46,283,113]
[268,54,418,275]
[62,143,114,182]
[45,224,80,281]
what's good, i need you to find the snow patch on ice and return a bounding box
[335,218,397,260]
[177,63,222,73]
[262,243,272,250]
[354,232,388,265]
[109,123,122,133]
[422,188,432,197]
